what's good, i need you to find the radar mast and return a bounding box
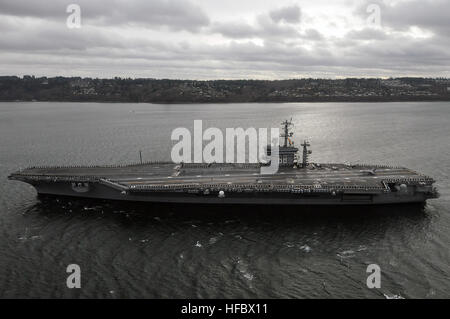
[280,118,294,147]
[301,140,312,168]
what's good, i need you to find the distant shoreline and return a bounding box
[2,97,450,103]
[1,76,449,104]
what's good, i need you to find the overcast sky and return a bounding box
[0,0,449,79]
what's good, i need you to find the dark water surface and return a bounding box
[0,101,449,298]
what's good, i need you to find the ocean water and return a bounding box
[0,101,449,298]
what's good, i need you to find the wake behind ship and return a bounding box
[8,120,438,205]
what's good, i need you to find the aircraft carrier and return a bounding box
[8,120,438,205]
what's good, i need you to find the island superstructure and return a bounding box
[8,120,438,205]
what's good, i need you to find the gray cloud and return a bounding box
[211,18,300,39]
[211,5,302,40]
[269,5,301,24]
[302,28,324,41]
[0,0,210,31]
[211,21,260,39]
[0,0,449,79]
[345,28,387,41]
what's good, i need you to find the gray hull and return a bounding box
[10,162,438,206]
[31,180,431,206]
